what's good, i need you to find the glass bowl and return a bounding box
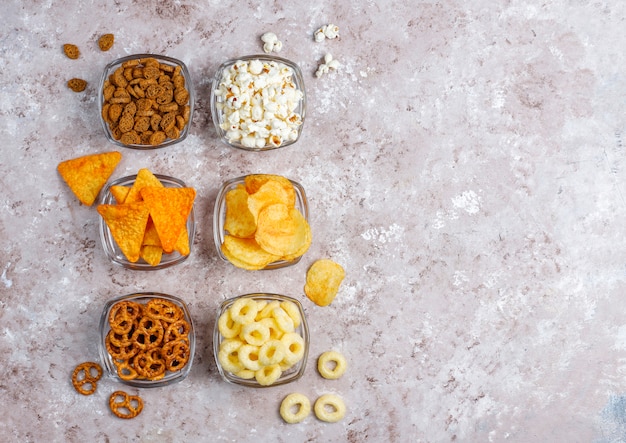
[98,292,195,388]
[213,293,309,387]
[98,174,196,270]
[213,175,309,270]
[210,54,306,151]
[98,53,195,150]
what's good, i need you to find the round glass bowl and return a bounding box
[213,293,309,387]
[213,175,309,270]
[98,53,195,150]
[98,292,195,388]
[210,54,306,151]
[98,174,196,270]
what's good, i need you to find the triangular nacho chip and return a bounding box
[97,201,150,262]
[140,245,163,266]
[110,185,130,204]
[57,151,122,206]
[125,168,163,203]
[174,227,190,256]
[142,217,162,246]
[140,186,195,253]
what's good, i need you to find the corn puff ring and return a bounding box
[131,316,164,350]
[259,317,283,340]
[254,364,282,386]
[259,339,286,366]
[218,339,245,373]
[241,322,270,346]
[238,344,261,371]
[218,310,242,339]
[235,369,256,379]
[71,362,102,395]
[257,300,280,319]
[280,332,305,367]
[317,351,347,380]
[164,319,190,342]
[280,393,311,424]
[314,394,346,422]
[146,298,183,323]
[109,391,143,419]
[229,298,259,325]
[272,307,295,333]
[280,301,302,328]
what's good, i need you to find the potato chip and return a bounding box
[255,204,310,257]
[125,168,163,203]
[140,186,196,253]
[110,185,130,204]
[221,235,280,270]
[97,201,150,263]
[244,174,296,207]
[224,184,256,238]
[247,180,294,223]
[304,259,345,307]
[58,151,122,206]
[140,245,163,266]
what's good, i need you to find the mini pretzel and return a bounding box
[131,316,164,350]
[133,349,166,380]
[145,299,183,323]
[71,362,102,395]
[164,319,190,342]
[109,301,142,334]
[109,391,143,419]
[162,338,190,371]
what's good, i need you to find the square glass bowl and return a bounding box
[98,53,195,150]
[213,293,309,387]
[98,174,195,270]
[213,175,309,270]
[98,292,195,388]
[210,54,306,151]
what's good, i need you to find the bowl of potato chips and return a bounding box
[210,55,306,151]
[99,292,195,388]
[213,293,309,387]
[98,169,196,270]
[98,54,194,149]
[213,174,311,270]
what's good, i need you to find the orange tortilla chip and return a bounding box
[140,186,195,253]
[97,201,150,263]
[57,151,122,206]
[174,228,190,256]
[140,245,163,266]
[125,168,163,203]
[110,185,130,204]
[142,217,161,247]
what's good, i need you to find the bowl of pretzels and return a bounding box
[98,292,195,388]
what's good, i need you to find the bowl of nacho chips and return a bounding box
[98,54,194,149]
[98,169,196,270]
[213,174,311,270]
[99,292,195,388]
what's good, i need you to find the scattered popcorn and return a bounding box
[261,32,283,54]
[315,53,340,78]
[214,59,304,148]
[314,24,339,42]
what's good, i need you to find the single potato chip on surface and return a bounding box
[255,204,310,257]
[97,201,150,263]
[57,151,122,206]
[140,186,195,253]
[221,235,280,270]
[224,184,256,238]
[304,259,345,307]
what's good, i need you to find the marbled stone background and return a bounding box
[1,1,626,442]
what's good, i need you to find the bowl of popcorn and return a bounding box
[210,55,306,151]
[213,174,311,270]
[98,54,194,149]
[97,168,196,270]
[98,292,195,388]
[213,293,309,387]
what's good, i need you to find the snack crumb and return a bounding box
[63,43,80,59]
[98,34,114,51]
[67,78,87,92]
